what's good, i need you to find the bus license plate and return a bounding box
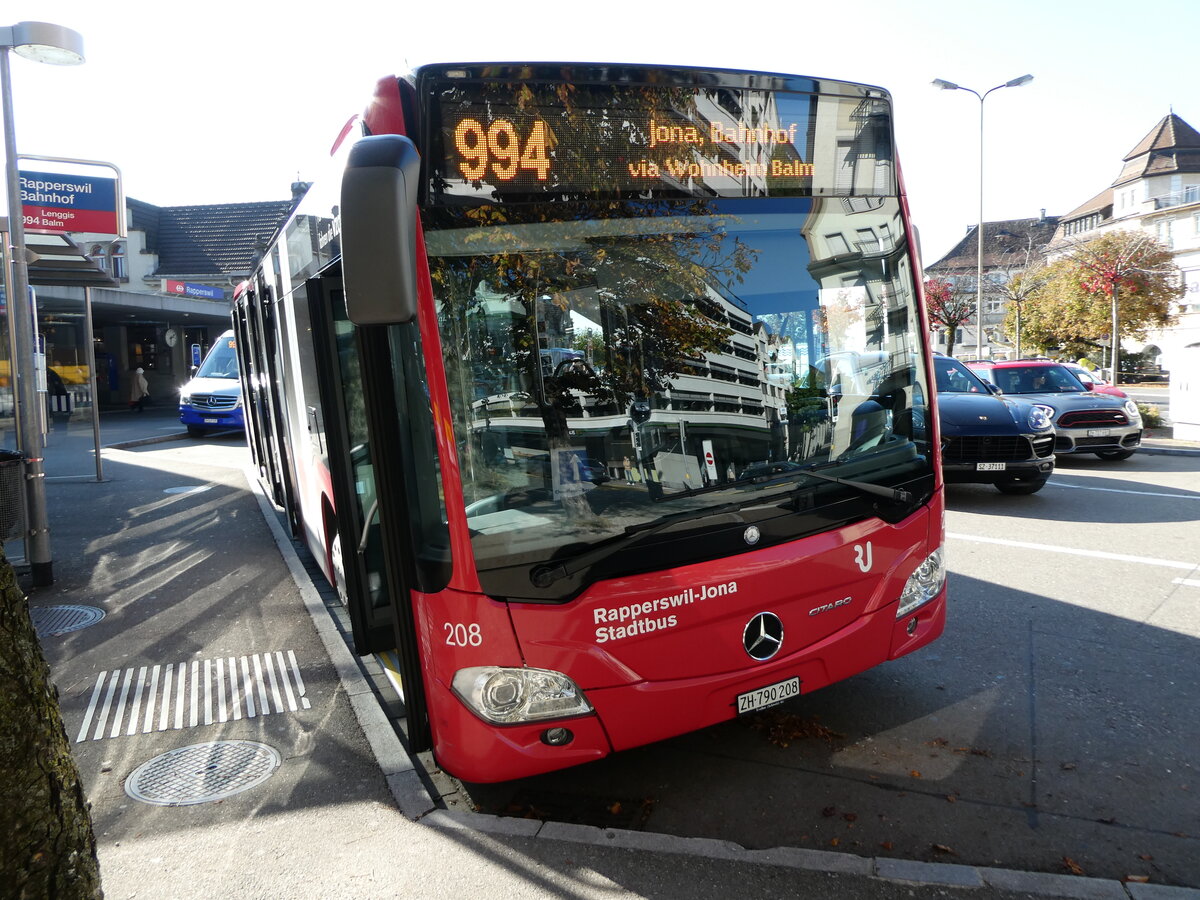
[737,676,800,714]
[204,418,219,424]
[976,462,1006,471]
[1088,428,1112,437]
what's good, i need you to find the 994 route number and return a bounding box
[736,676,800,714]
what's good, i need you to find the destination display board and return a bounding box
[427,70,893,203]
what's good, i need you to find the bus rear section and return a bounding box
[251,61,946,784]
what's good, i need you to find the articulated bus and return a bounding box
[233,62,947,784]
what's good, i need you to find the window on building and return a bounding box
[1157,219,1174,247]
[825,232,850,255]
[111,243,127,280]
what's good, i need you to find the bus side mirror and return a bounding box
[340,134,420,325]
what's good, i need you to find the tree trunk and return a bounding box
[0,545,103,898]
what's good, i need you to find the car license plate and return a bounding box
[204,418,219,424]
[736,676,800,714]
[1087,428,1112,437]
[976,462,1006,471]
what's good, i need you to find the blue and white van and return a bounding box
[179,330,244,437]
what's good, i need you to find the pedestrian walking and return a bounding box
[128,367,149,413]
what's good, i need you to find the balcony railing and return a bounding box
[1153,186,1200,210]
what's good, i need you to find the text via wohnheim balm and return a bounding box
[593,580,738,643]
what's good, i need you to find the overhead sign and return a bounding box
[19,169,120,235]
[163,280,226,301]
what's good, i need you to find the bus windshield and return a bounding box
[426,196,932,595]
[195,337,239,379]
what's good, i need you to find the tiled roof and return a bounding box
[1061,188,1113,222]
[139,199,295,276]
[1112,113,1200,186]
[124,197,294,277]
[926,215,1061,272]
[1123,113,1200,159]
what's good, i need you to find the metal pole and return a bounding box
[976,92,985,361]
[84,285,103,481]
[1111,282,1119,386]
[1,46,52,584]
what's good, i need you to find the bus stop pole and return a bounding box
[84,285,103,481]
[1,48,53,585]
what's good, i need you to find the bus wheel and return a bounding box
[330,531,349,607]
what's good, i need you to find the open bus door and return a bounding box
[233,279,301,537]
[307,272,432,752]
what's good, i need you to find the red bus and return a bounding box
[233,62,946,784]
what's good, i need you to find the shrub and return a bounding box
[1138,403,1162,428]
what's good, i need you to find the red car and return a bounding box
[1060,362,1128,398]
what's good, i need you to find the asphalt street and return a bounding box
[15,406,1200,899]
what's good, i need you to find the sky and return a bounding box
[4,0,1198,265]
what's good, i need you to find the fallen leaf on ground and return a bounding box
[931,844,956,855]
[1062,857,1085,876]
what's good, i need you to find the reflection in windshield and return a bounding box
[195,340,239,379]
[425,197,931,586]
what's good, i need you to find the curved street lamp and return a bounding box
[932,74,1033,360]
[2,21,85,586]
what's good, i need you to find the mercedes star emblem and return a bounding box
[743,611,784,661]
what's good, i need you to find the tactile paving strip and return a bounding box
[125,740,280,806]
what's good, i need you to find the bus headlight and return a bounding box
[897,547,946,618]
[452,666,593,725]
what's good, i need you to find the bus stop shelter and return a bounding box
[1,221,116,566]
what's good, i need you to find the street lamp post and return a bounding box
[1,21,85,586]
[932,74,1033,360]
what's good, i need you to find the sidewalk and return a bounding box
[1139,424,1200,456]
[20,408,1200,899]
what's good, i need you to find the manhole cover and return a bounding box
[125,740,281,806]
[31,605,105,637]
[164,485,213,495]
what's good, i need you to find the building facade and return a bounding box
[1,187,298,437]
[925,114,1200,371]
[1047,113,1200,373]
[924,213,1060,360]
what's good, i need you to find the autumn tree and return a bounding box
[994,239,1052,359]
[1018,231,1180,373]
[924,277,973,357]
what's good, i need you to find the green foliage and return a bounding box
[1138,403,1162,428]
[1013,231,1181,351]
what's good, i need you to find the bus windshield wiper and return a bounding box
[530,501,744,588]
[777,462,913,504]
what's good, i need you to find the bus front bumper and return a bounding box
[429,590,946,784]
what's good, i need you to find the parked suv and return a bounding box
[933,355,1055,494]
[179,331,244,437]
[966,359,1142,460]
